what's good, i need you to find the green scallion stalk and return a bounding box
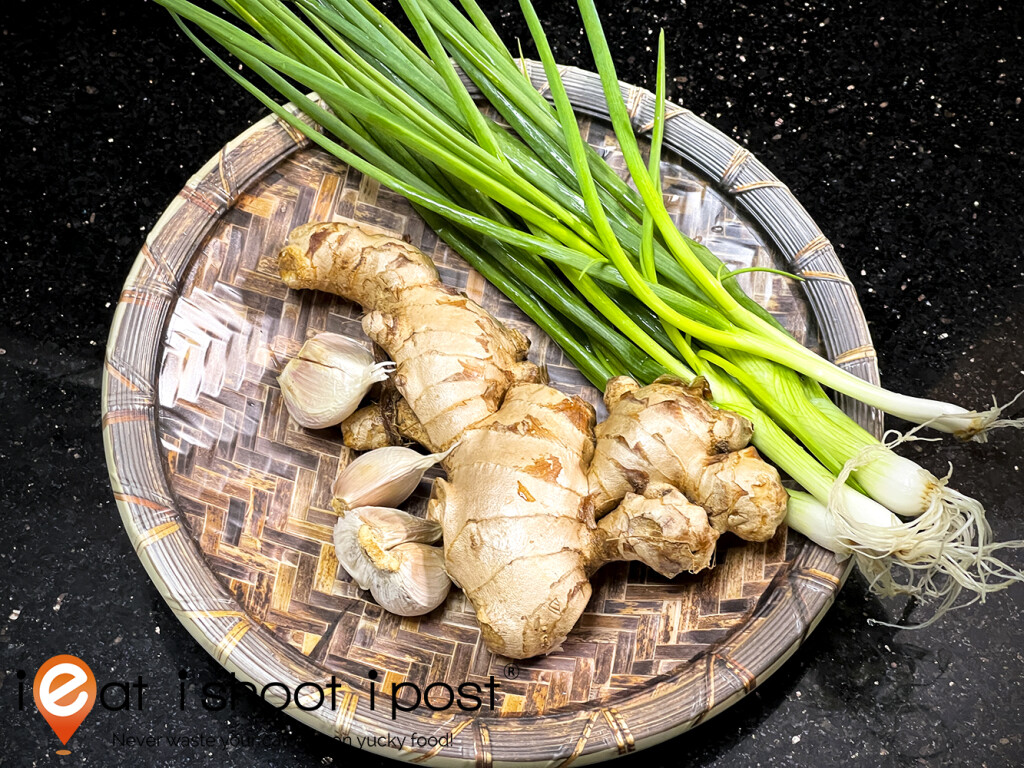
[637,31,700,371]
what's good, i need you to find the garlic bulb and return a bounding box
[334,506,451,616]
[278,333,394,429]
[332,445,454,512]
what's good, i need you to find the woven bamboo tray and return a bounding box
[103,63,881,766]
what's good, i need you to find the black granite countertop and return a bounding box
[1,1,1022,766]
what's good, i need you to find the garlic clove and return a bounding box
[279,360,360,429]
[368,543,451,616]
[351,506,442,547]
[333,508,381,591]
[278,332,394,429]
[299,333,373,368]
[333,506,450,616]
[331,445,454,512]
[333,507,441,586]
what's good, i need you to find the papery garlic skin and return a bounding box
[279,362,365,428]
[278,332,393,429]
[332,445,454,512]
[333,506,450,616]
[333,508,385,591]
[368,542,450,616]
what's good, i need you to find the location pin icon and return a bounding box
[33,655,96,745]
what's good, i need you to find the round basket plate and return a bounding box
[103,63,880,766]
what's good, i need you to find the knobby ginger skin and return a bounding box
[279,222,540,451]
[429,384,596,658]
[588,376,789,542]
[592,482,719,578]
[429,383,721,659]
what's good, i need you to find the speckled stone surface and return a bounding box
[0,1,1021,766]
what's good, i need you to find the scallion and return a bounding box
[158,0,1023,625]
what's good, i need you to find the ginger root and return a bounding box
[428,384,596,658]
[429,383,723,659]
[587,375,788,542]
[280,222,539,451]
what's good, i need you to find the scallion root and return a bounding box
[944,390,1024,443]
[826,434,1024,628]
[899,389,1024,442]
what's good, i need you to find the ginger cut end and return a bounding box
[278,222,328,290]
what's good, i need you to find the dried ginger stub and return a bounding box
[588,375,789,542]
[279,222,540,452]
[342,395,430,451]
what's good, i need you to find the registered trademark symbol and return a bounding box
[503,664,519,680]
